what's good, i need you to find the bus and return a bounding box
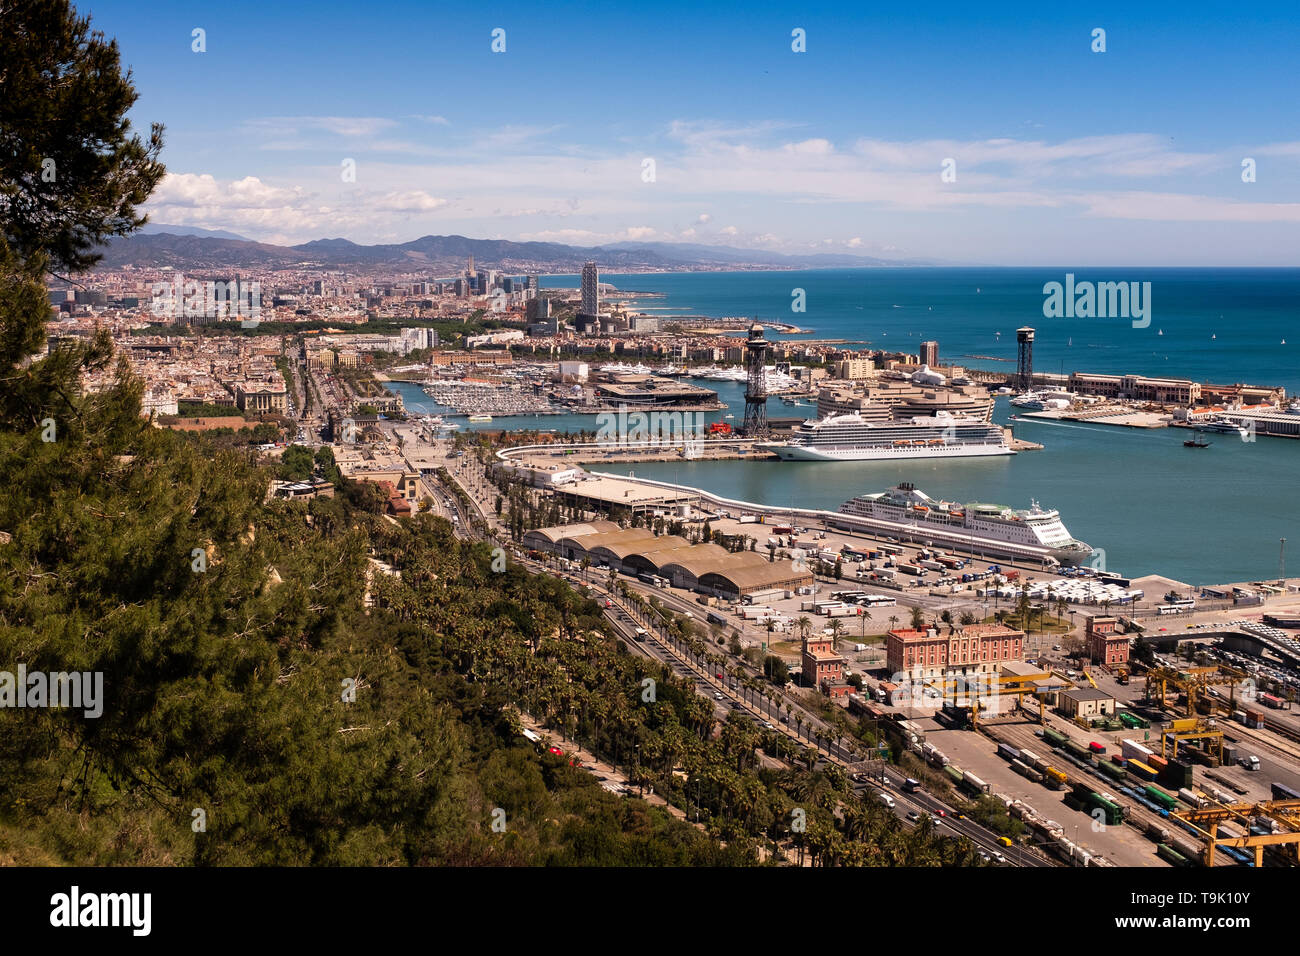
[859,594,898,608]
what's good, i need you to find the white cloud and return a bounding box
[846,237,862,247]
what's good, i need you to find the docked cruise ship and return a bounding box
[839,483,1093,565]
[764,413,1013,461]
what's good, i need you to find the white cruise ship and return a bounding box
[764,413,1013,461]
[840,483,1093,565]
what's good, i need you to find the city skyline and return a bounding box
[80,0,1300,266]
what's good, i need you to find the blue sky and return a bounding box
[83,0,1300,264]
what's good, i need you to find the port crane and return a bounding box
[1159,717,1225,763]
[930,671,1070,729]
[1174,799,1300,866]
[1144,664,1247,718]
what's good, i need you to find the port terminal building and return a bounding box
[522,521,813,599]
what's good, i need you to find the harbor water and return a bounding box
[394,268,1300,584]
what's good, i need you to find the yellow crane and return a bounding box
[930,671,1071,729]
[1174,799,1300,866]
[1160,717,1225,763]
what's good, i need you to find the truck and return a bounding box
[919,559,946,572]
[1002,569,1020,581]
[896,563,927,577]
[1239,754,1261,771]
[937,555,965,569]
[738,514,758,524]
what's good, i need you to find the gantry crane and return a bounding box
[930,671,1071,729]
[1144,664,1247,718]
[1159,717,1225,763]
[1174,799,1300,866]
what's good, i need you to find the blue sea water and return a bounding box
[398,268,1300,584]
[547,267,1300,393]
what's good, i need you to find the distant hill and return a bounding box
[97,231,930,273]
[140,223,252,241]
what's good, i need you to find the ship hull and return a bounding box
[771,443,1014,462]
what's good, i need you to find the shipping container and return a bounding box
[1128,760,1158,782]
[944,764,965,785]
[896,563,927,576]
[1098,760,1128,783]
[1157,844,1193,867]
[1271,782,1300,801]
[1121,739,1155,762]
[1064,739,1092,761]
[1144,786,1179,812]
[1019,748,1042,770]
[1177,788,1206,809]
[997,742,1021,762]
[961,772,990,794]
[1089,741,1106,755]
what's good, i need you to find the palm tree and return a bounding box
[828,618,844,650]
[797,616,812,642]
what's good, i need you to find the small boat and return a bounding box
[1184,439,1211,448]
[467,414,493,423]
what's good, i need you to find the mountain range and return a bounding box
[100,226,936,273]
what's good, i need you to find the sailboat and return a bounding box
[1157,329,1163,336]
[1211,334,1216,340]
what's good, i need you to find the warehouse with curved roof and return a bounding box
[521,521,814,597]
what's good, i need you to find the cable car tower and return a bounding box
[743,321,771,439]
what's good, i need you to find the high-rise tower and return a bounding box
[580,261,599,317]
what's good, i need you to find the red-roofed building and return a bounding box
[802,633,846,696]
[1086,615,1128,667]
[887,623,1025,680]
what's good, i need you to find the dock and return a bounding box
[1017,407,1171,429]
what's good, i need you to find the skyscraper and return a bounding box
[920,340,939,367]
[580,261,599,317]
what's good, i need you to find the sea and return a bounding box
[389,268,1300,586]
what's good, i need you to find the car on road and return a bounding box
[713,692,724,700]
[991,850,1006,864]
[764,722,775,730]
[997,836,1013,847]
[906,810,921,822]
[715,672,724,679]
[779,714,789,723]
[547,746,563,756]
